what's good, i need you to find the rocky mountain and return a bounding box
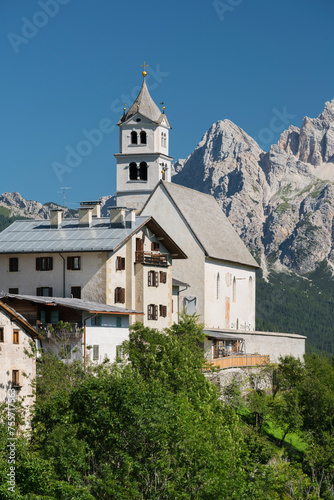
[172,100,334,275]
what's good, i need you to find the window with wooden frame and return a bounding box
[151,241,160,251]
[9,257,19,272]
[160,271,167,284]
[159,305,167,318]
[136,238,144,252]
[12,370,20,387]
[93,345,99,361]
[67,256,81,270]
[71,286,81,299]
[8,288,19,294]
[0,327,4,343]
[36,257,53,271]
[147,304,158,320]
[91,315,102,326]
[115,287,125,304]
[116,256,125,271]
[36,287,53,297]
[13,330,19,344]
[116,345,124,363]
[148,271,159,287]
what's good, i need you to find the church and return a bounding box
[113,66,306,364]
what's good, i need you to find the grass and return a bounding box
[263,419,308,455]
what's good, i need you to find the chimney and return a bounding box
[80,201,101,218]
[78,207,93,227]
[50,209,63,229]
[125,208,136,228]
[109,207,126,228]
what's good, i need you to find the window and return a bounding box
[116,256,125,271]
[8,288,19,294]
[148,271,159,287]
[140,131,147,144]
[13,330,19,344]
[116,345,124,363]
[129,162,138,180]
[217,273,220,300]
[160,271,167,284]
[71,286,81,299]
[67,256,81,270]
[93,345,99,361]
[233,277,236,303]
[61,345,71,359]
[36,257,53,271]
[139,162,147,181]
[36,287,53,297]
[159,305,167,317]
[12,370,20,387]
[115,287,125,304]
[161,132,164,146]
[151,241,160,251]
[9,258,18,272]
[136,238,144,252]
[131,131,138,144]
[116,316,122,328]
[147,304,158,320]
[164,133,167,147]
[50,310,59,324]
[0,327,4,342]
[91,315,102,326]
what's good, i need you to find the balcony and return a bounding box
[204,354,270,371]
[135,251,168,267]
[37,323,83,339]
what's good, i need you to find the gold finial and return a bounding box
[140,61,149,77]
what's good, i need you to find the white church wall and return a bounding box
[204,259,256,331]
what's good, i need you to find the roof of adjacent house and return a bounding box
[142,181,259,268]
[1,294,143,315]
[0,300,42,339]
[172,278,190,288]
[117,79,167,125]
[0,215,186,259]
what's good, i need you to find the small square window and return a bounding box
[8,288,19,294]
[9,258,18,272]
[13,330,19,344]
[36,287,53,297]
[91,315,102,326]
[67,256,81,270]
[36,257,53,271]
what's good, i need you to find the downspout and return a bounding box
[83,313,97,370]
[58,253,66,298]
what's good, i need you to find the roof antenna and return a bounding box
[59,187,71,208]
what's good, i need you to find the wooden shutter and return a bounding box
[148,271,152,286]
[114,287,119,303]
[154,305,158,320]
[160,271,167,284]
[154,272,159,287]
[147,304,152,320]
[36,257,41,270]
[121,288,125,304]
[36,287,41,296]
[136,238,144,252]
[48,287,53,297]
[67,256,73,270]
[93,345,99,361]
[48,257,53,270]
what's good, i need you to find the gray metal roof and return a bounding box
[118,79,163,125]
[153,182,259,268]
[2,294,143,315]
[172,278,190,288]
[0,216,150,254]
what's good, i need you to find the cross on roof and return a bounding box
[141,61,149,76]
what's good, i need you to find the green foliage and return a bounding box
[256,262,334,355]
[0,207,31,232]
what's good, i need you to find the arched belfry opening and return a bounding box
[139,162,148,181]
[140,131,147,144]
[129,162,138,180]
[131,131,138,144]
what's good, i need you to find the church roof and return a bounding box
[142,181,259,269]
[118,79,163,125]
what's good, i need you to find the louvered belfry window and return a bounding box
[115,287,125,304]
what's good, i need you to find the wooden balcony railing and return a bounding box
[135,251,168,267]
[204,354,270,371]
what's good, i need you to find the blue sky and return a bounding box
[1,0,334,207]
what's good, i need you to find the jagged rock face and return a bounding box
[0,192,50,219]
[173,102,334,274]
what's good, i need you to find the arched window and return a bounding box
[249,276,253,307]
[131,131,138,144]
[161,132,164,147]
[232,277,236,303]
[216,273,220,300]
[129,162,138,180]
[163,133,167,147]
[140,131,147,144]
[139,162,147,181]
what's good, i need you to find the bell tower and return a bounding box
[115,64,172,210]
